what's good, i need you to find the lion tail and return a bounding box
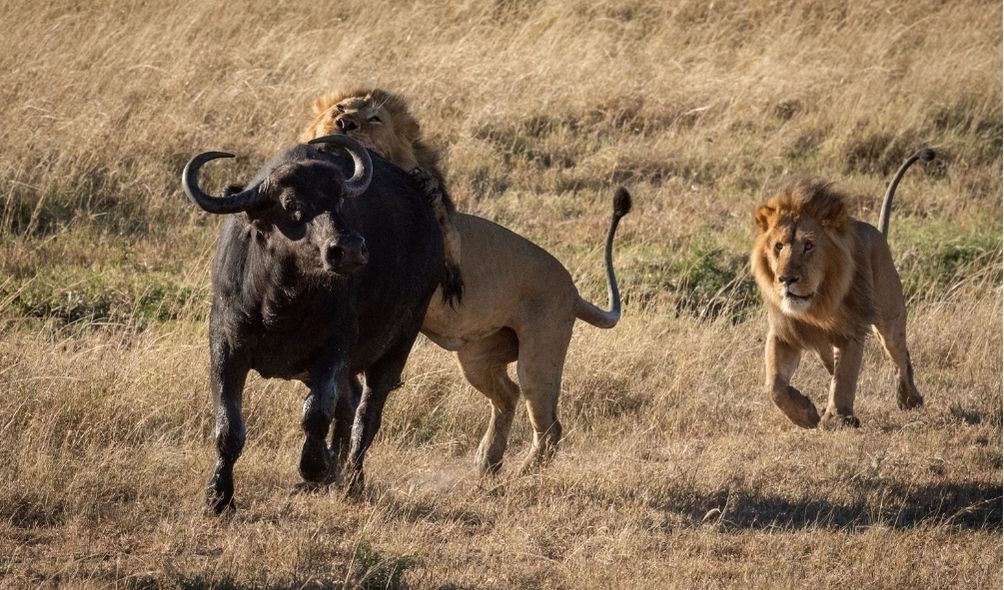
[879,147,935,237]
[575,187,633,329]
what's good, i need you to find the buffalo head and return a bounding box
[183,135,374,274]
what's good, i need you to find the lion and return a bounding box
[301,89,633,476]
[750,148,934,429]
[301,88,464,303]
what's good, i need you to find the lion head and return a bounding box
[750,180,856,322]
[299,88,440,175]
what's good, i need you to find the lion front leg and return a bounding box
[409,167,464,305]
[820,339,864,429]
[765,332,820,429]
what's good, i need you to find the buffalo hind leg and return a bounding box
[457,329,520,475]
[206,340,249,514]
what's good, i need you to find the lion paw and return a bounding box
[772,386,821,429]
[819,411,860,430]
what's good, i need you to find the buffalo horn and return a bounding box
[182,152,268,214]
[307,134,373,198]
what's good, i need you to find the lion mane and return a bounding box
[299,87,446,197]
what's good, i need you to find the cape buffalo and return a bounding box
[183,135,443,513]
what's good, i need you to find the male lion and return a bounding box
[750,148,933,429]
[301,88,632,475]
[302,88,464,303]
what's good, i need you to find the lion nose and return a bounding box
[335,117,357,132]
[778,274,799,286]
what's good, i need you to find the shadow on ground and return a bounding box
[687,482,1002,531]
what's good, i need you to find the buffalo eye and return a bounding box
[367,115,382,124]
[280,195,303,221]
[804,241,814,253]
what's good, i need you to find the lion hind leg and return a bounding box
[514,322,573,474]
[872,317,924,411]
[457,329,520,475]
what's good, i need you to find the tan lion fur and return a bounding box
[300,88,445,197]
[751,175,925,430]
[302,89,632,474]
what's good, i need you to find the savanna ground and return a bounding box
[1,1,1001,588]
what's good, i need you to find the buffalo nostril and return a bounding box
[328,245,344,262]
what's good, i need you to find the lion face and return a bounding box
[751,180,855,319]
[300,89,421,170]
[755,215,828,315]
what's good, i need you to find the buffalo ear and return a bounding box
[240,182,279,230]
[754,205,774,233]
[223,184,245,197]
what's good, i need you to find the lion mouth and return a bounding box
[781,289,814,303]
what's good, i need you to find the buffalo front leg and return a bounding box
[300,359,347,484]
[820,338,864,429]
[206,341,249,514]
[329,376,362,480]
[765,332,819,428]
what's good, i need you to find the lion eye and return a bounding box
[335,104,345,113]
[804,241,814,252]
[774,242,783,254]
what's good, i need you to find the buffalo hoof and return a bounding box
[343,470,365,498]
[819,411,861,430]
[299,438,333,483]
[205,488,236,515]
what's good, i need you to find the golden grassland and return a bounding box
[0,1,1001,588]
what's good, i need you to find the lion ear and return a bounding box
[817,199,848,230]
[400,117,420,143]
[311,95,335,115]
[754,206,774,233]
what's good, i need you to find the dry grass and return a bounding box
[0,1,1001,588]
